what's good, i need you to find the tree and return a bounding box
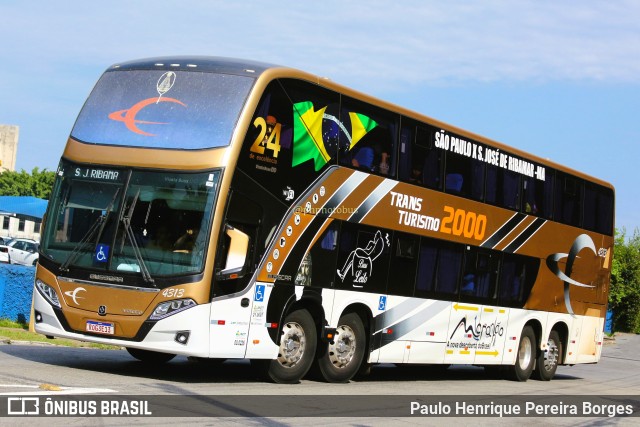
[609,228,640,333]
[0,167,56,199]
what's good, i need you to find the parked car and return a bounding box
[0,237,10,263]
[1,238,39,266]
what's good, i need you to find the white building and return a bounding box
[0,196,47,242]
[0,125,19,173]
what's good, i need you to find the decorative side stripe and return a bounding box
[503,217,547,253]
[319,171,369,216]
[372,302,449,350]
[349,178,397,223]
[481,212,527,249]
[373,298,425,333]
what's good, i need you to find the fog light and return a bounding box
[175,331,190,345]
[35,311,43,323]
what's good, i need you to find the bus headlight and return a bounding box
[149,298,196,320]
[35,279,61,308]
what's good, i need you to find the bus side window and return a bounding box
[295,221,340,288]
[399,123,444,190]
[416,237,462,298]
[584,182,614,235]
[442,134,485,200]
[335,222,390,294]
[398,125,413,182]
[435,243,463,297]
[460,247,498,303]
[416,126,443,190]
[522,170,555,219]
[555,173,583,227]
[388,233,418,297]
[415,240,438,296]
[339,98,398,178]
[497,253,539,308]
[486,164,520,210]
[214,192,263,297]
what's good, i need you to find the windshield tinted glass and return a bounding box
[71,70,254,149]
[42,160,220,278]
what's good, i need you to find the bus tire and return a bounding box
[317,312,365,383]
[508,326,536,382]
[533,330,562,381]
[126,347,176,363]
[262,309,317,384]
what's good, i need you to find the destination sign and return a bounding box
[73,167,122,181]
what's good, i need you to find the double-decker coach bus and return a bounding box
[33,57,614,384]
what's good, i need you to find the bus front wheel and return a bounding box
[260,309,317,384]
[126,347,176,364]
[316,312,366,383]
[508,326,536,382]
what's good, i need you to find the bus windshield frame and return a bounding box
[41,160,221,284]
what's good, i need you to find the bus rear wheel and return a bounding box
[126,347,176,364]
[316,313,365,383]
[533,330,562,381]
[260,309,317,384]
[508,326,536,382]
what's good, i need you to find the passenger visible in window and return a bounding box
[379,151,390,175]
[525,201,538,214]
[174,228,196,252]
[461,273,475,294]
[351,146,375,170]
[445,173,464,193]
[410,160,423,184]
[375,134,393,175]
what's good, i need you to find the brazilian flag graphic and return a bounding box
[292,101,377,171]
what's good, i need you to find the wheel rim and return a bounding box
[328,324,357,368]
[518,336,532,369]
[542,338,559,372]
[277,321,306,368]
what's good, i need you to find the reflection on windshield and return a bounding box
[42,161,219,279]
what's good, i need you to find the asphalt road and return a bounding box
[0,333,639,426]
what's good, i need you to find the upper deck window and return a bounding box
[71,70,254,150]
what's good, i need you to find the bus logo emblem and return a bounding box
[64,287,86,305]
[546,234,597,315]
[98,305,107,316]
[157,71,176,102]
[108,97,187,137]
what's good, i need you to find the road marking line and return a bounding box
[0,384,116,395]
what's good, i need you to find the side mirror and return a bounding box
[216,225,250,280]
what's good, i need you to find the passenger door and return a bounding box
[210,191,264,358]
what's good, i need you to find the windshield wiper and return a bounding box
[119,189,155,285]
[59,189,120,272]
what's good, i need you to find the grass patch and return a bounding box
[0,319,28,329]
[0,318,121,350]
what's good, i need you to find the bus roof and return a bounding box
[107,56,613,190]
[109,56,279,77]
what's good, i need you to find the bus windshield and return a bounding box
[71,69,254,150]
[41,160,220,279]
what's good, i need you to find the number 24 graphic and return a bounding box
[250,117,282,158]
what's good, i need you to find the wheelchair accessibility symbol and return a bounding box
[254,285,265,302]
[95,245,110,263]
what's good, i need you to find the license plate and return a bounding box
[86,320,115,335]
